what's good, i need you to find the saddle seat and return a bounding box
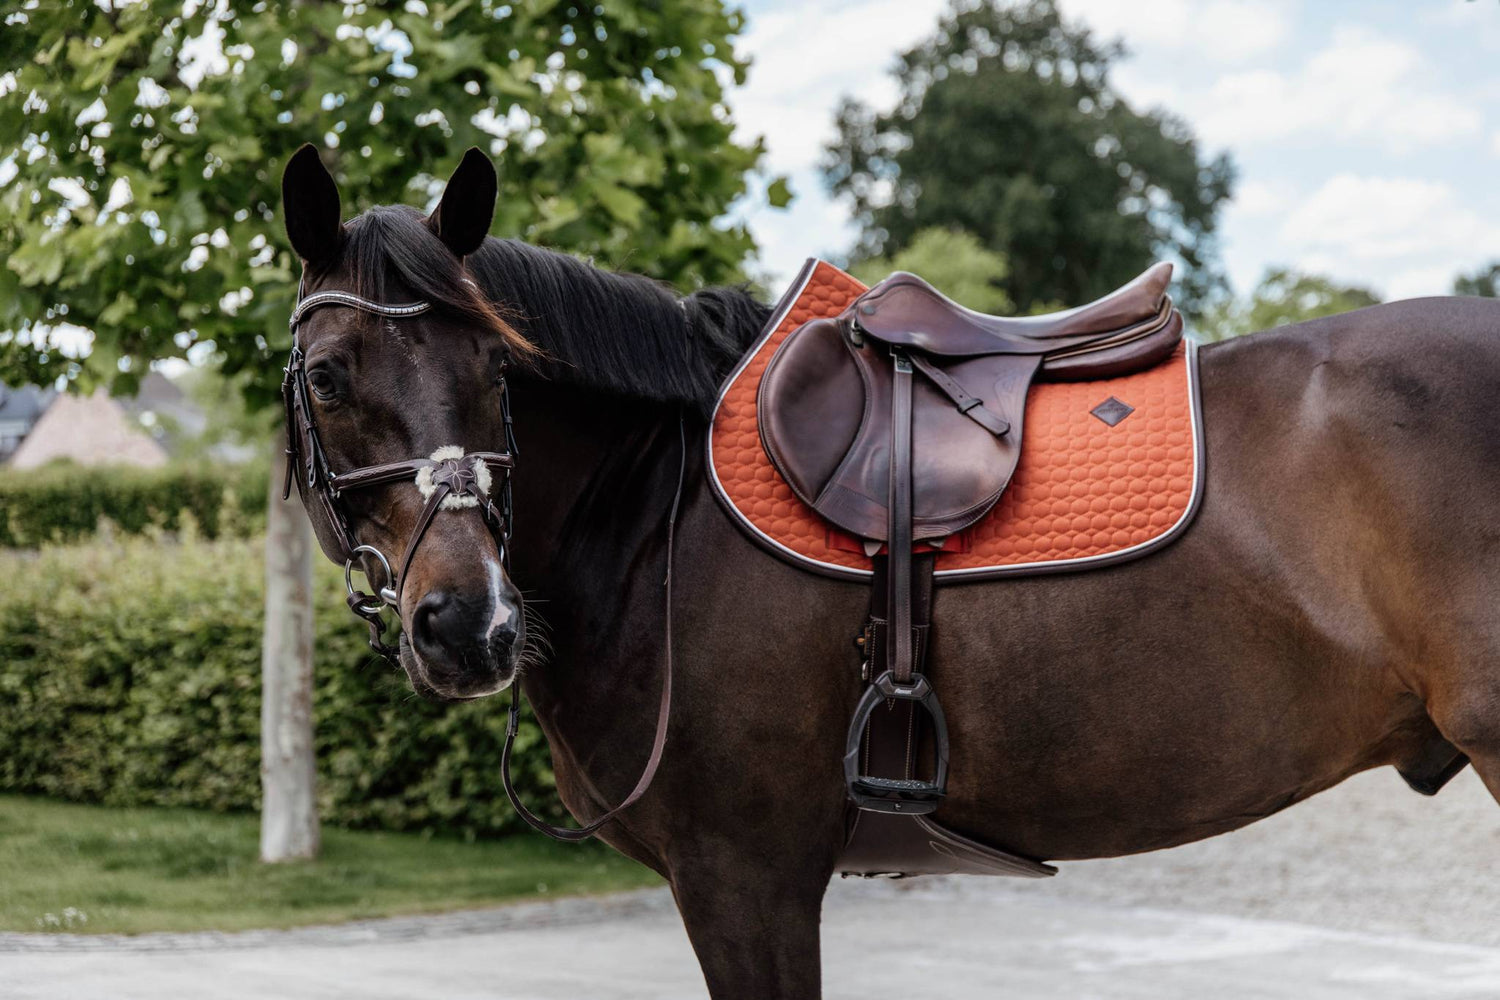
[862,260,1174,349]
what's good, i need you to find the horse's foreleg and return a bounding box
[670,861,828,999]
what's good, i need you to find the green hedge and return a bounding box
[0,535,563,837]
[0,463,266,548]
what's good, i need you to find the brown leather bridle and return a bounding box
[281,282,676,844]
[281,285,517,662]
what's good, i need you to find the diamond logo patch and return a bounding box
[1090,396,1134,427]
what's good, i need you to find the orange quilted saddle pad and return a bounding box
[708,260,1203,581]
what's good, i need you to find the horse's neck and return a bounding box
[506,380,687,704]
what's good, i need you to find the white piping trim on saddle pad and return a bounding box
[414,445,492,510]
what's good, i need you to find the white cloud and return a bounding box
[46,177,90,209]
[731,1,1498,299]
[1278,174,1500,298]
[741,171,859,282]
[74,98,107,127]
[733,0,948,175]
[1192,26,1480,152]
[1384,264,1461,302]
[1281,175,1490,259]
[1232,179,1291,217]
[1062,0,1290,63]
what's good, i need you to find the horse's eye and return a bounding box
[308,368,337,400]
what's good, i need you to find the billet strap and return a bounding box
[499,416,685,842]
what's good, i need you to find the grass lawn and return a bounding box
[0,796,660,935]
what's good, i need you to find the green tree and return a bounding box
[1,0,771,859]
[1453,263,1500,298]
[0,0,766,402]
[1196,268,1381,342]
[850,227,1012,314]
[824,0,1234,317]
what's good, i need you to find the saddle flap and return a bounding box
[759,315,1039,542]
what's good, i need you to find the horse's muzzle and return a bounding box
[402,589,524,700]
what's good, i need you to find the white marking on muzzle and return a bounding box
[484,556,515,643]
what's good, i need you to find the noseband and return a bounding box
[281,285,518,664]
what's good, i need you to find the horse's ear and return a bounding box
[427,147,496,258]
[282,144,342,266]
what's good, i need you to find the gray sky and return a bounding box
[732,0,1500,300]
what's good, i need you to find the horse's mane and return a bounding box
[332,205,771,414]
[466,237,771,414]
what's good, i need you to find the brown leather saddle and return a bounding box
[759,262,1183,824]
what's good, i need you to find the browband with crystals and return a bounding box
[288,289,432,330]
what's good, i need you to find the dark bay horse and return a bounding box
[282,145,1496,997]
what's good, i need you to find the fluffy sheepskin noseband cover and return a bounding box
[414,445,492,510]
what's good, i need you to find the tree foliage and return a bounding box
[0,0,767,405]
[850,227,1012,314]
[1453,262,1500,298]
[824,0,1234,316]
[1196,268,1381,342]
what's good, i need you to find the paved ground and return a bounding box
[6,766,1500,998]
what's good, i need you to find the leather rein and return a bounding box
[281,282,677,844]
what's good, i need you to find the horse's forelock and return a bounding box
[331,205,536,358]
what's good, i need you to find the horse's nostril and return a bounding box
[490,622,519,651]
[411,590,468,662]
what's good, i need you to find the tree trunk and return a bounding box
[260,443,320,862]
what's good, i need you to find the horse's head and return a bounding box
[281,145,533,701]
